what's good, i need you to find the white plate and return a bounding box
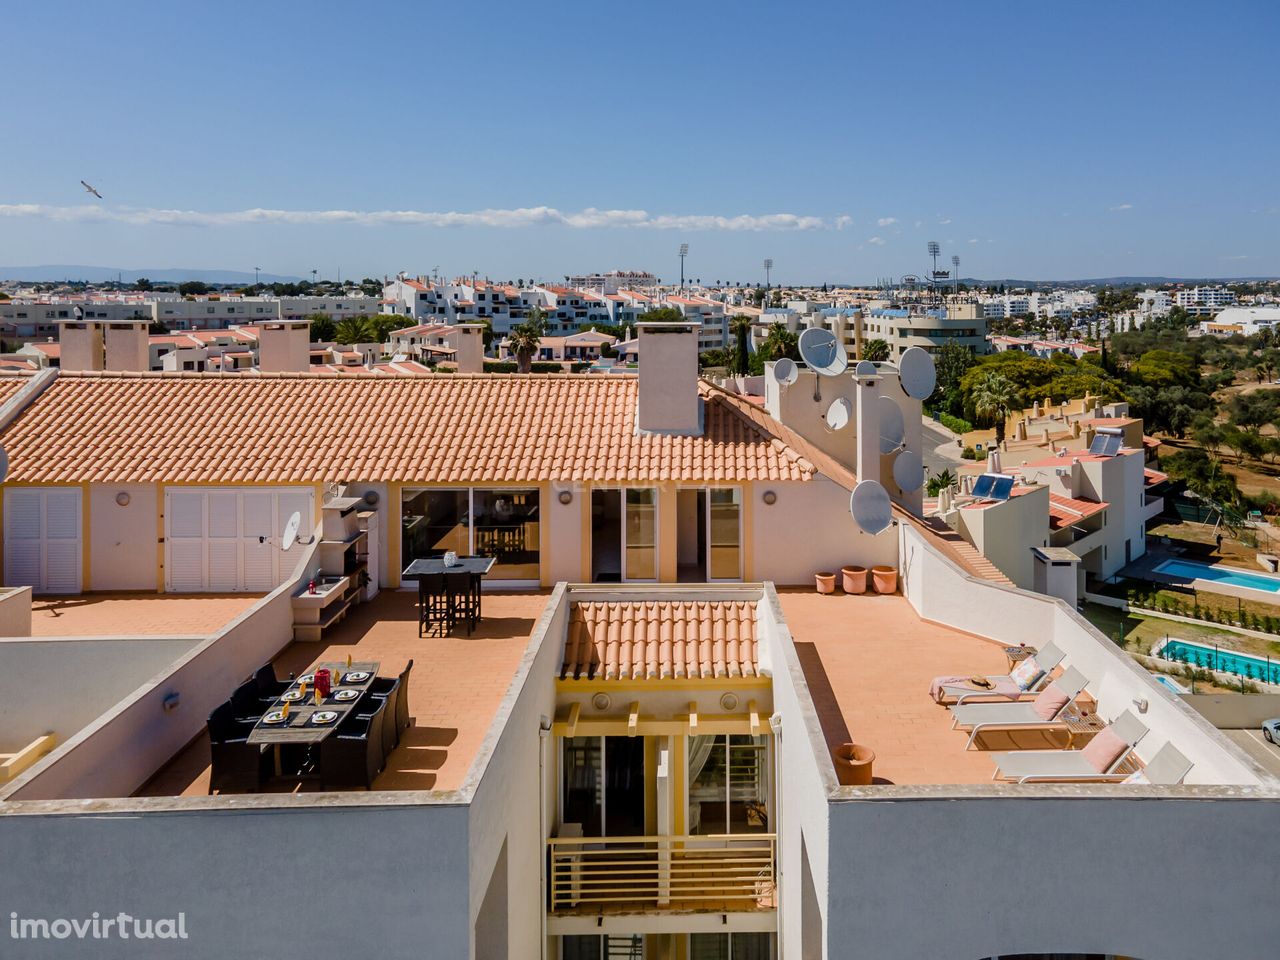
[280,690,304,702]
[262,711,287,725]
[343,671,371,683]
[333,689,359,702]
[310,711,339,725]
[297,674,315,684]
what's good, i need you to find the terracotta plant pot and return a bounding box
[841,565,868,594]
[834,742,876,786]
[815,572,837,594]
[871,565,898,595]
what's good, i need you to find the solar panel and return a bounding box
[1088,433,1123,457]
[971,475,996,499]
[989,475,1015,502]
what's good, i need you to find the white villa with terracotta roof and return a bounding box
[0,323,1275,960]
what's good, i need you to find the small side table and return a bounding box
[1003,645,1037,671]
[1059,707,1107,748]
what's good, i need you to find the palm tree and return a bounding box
[863,338,891,362]
[507,307,546,373]
[333,316,375,345]
[760,322,799,363]
[925,468,956,498]
[970,370,1022,446]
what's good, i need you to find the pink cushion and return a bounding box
[1081,727,1128,773]
[1031,682,1070,721]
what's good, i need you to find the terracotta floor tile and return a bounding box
[28,593,262,637]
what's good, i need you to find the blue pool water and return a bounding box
[1153,675,1187,693]
[1154,558,1280,594]
[1157,639,1280,684]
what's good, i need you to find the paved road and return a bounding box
[921,416,964,480]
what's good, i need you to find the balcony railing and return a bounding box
[547,834,776,914]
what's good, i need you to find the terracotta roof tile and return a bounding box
[562,601,760,681]
[0,372,823,485]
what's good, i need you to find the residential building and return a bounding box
[1175,285,1236,316]
[1196,305,1280,337]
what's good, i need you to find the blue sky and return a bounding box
[2,0,1277,283]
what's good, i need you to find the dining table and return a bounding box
[402,556,496,632]
[247,661,381,760]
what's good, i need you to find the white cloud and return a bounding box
[876,217,897,227]
[0,203,828,232]
[1109,203,1133,211]
[1220,254,1251,261]
[937,217,952,225]
[868,236,886,245]
[967,237,980,244]
[834,215,854,230]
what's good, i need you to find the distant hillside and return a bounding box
[0,265,304,284]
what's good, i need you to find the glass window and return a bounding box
[690,933,772,960]
[472,488,539,580]
[688,734,768,835]
[561,736,602,837]
[562,935,643,959]
[624,488,657,580]
[401,489,468,569]
[708,488,742,580]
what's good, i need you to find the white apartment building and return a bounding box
[1175,285,1236,316]
[1138,288,1172,318]
[1197,305,1280,337]
[663,295,728,351]
[276,295,384,323]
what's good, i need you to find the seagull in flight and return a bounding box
[80,180,103,199]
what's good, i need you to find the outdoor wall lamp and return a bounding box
[558,490,573,505]
[591,693,611,711]
[761,490,777,506]
[719,693,739,711]
[115,491,131,507]
[1133,697,1149,714]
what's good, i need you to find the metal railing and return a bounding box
[547,834,776,914]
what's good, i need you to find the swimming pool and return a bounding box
[1153,674,1187,694]
[1153,558,1280,595]
[1153,638,1280,684]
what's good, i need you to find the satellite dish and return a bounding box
[281,511,301,551]
[898,346,937,400]
[878,397,905,453]
[798,328,847,377]
[0,445,8,485]
[773,357,798,386]
[893,449,924,492]
[824,397,851,431]
[850,480,893,535]
[854,359,877,377]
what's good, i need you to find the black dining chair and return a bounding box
[252,663,291,704]
[318,697,388,790]
[445,571,478,634]
[364,659,413,748]
[417,573,447,636]
[207,701,268,793]
[357,680,399,758]
[230,680,266,723]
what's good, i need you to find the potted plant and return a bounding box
[815,571,837,594]
[841,565,867,594]
[834,742,875,786]
[871,565,898,594]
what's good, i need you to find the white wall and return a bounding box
[544,485,582,586]
[825,792,1280,960]
[752,478,898,585]
[0,586,32,636]
[0,637,198,749]
[89,483,158,591]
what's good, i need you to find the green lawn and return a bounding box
[1079,602,1280,659]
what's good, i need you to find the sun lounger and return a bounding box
[1111,743,1194,786]
[989,710,1148,782]
[932,641,1065,705]
[950,666,1088,748]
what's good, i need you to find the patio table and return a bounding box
[247,661,381,747]
[403,556,496,633]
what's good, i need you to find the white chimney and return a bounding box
[58,320,104,371]
[258,320,311,372]
[104,319,150,371]
[637,321,701,435]
[452,323,485,374]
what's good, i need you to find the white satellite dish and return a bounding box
[798,328,847,377]
[892,449,924,492]
[0,445,8,485]
[773,357,798,387]
[898,346,937,400]
[281,511,302,551]
[878,397,905,453]
[824,397,851,431]
[850,479,893,535]
[854,359,877,377]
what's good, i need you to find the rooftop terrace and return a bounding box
[137,590,544,797]
[780,589,1041,784]
[30,593,262,637]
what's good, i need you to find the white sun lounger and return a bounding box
[938,641,1066,705]
[990,710,1149,783]
[950,666,1088,748]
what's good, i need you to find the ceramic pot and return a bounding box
[871,565,898,594]
[815,572,837,594]
[841,565,868,594]
[834,742,875,786]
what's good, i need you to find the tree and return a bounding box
[932,340,976,414]
[308,314,337,343]
[926,468,956,498]
[134,277,153,292]
[970,370,1022,445]
[177,280,209,296]
[758,322,799,364]
[333,317,375,345]
[729,315,752,376]
[369,313,415,344]
[862,338,891,362]
[507,307,546,373]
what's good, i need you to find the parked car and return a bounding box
[1263,718,1280,745]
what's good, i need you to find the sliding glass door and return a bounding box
[400,487,540,582]
[708,487,742,581]
[624,488,657,581]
